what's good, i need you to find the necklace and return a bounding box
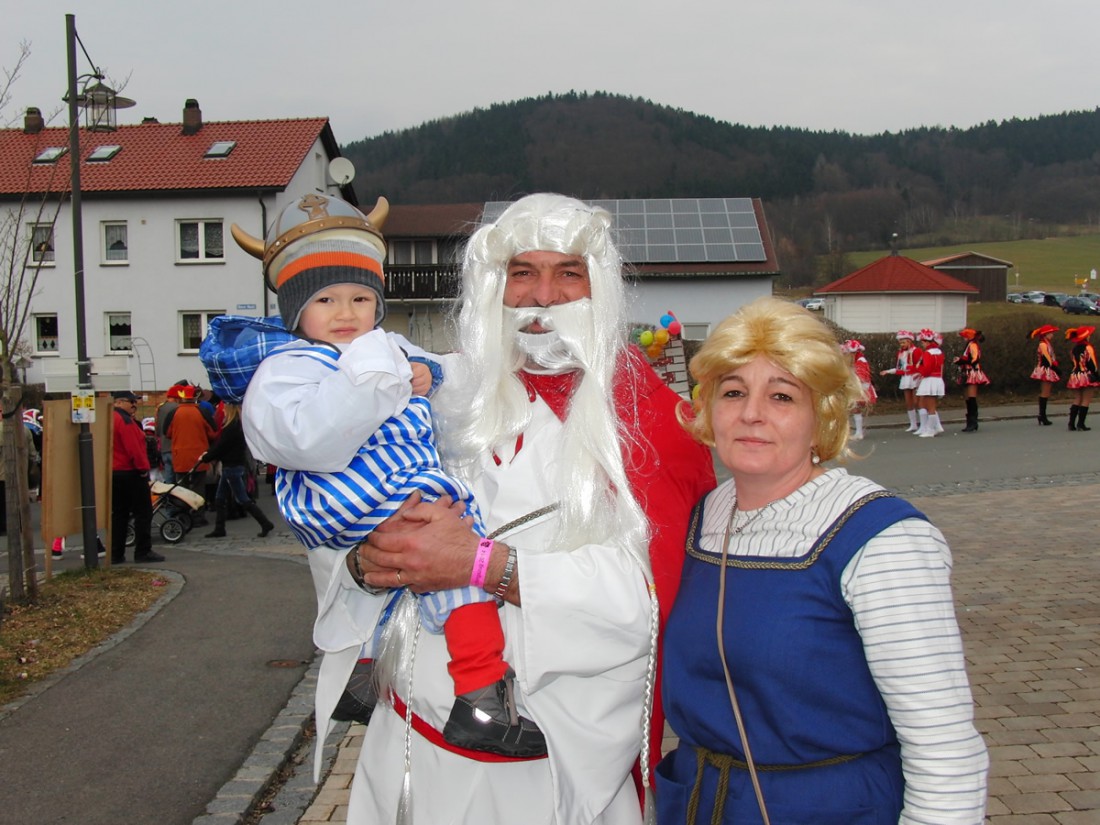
[721,497,770,551]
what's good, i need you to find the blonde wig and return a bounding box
[434,193,648,558]
[683,296,862,462]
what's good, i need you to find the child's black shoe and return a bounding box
[332,659,377,725]
[441,667,547,758]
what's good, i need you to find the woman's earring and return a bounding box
[810,447,821,465]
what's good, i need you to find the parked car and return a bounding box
[1007,293,1026,303]
[798,297,825,311]
[1022,291,1047,304]
[1043,292,1071,307]
[1062,297,1100,315]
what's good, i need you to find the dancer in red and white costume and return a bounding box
[914,329,945,437]
[880,330,921,431]
[842,339,876,440]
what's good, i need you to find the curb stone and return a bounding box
[192,654,328,825]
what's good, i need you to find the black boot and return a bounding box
[442,667,547,758]
[205,504,227,538]
[962,398,978,432]
[1078,406,1091,431]
[1038,396,1053,425]
[1069,404,1079,431]
[245,502,275,537]
[332,659,377,724]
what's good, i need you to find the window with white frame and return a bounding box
[30,224,55,265]
[180,311,224,352]
[106,312,132,353]
[102,222,128,264]
[390,240,436,266]
[177,219,224,262]
[33,314,59,354]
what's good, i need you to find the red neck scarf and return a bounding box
[518,370,580,422]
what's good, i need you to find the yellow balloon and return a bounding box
[639,330,654,347]
[655,329,670,345]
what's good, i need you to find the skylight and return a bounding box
[204,140,237,158]
[33,147,68,164]
[87,145,122,162]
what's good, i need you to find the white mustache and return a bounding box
[506,301,594,373]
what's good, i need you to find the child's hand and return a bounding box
[410,362,433,396]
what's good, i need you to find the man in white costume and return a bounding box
[313,193,713,824]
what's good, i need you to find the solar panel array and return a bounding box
[482,198,766,264]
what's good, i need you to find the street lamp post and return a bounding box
[64,13,134,568]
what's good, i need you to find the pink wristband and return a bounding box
[470,538,494,588]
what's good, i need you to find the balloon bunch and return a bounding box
[633,311,682,360]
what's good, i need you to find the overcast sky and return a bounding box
[5,0,1098,146]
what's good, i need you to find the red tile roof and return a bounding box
[817,254,978,294]
[0,117,333,197]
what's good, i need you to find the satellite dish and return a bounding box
[328,157,356,186]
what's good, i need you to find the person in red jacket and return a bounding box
[111,391,162,563]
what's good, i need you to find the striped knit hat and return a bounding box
[230,193,389,331]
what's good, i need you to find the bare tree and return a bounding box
[0,43,66,602]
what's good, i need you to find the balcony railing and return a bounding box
[384,265,461,301]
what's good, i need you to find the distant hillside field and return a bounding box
[846,234,1100,293]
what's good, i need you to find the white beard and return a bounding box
[506,299,595,374]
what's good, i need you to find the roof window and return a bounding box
[87,145,122,163]
[33,147,68,164]
[204,140,237,158]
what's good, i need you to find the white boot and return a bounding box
[906,409,919,432]
[915,408,929,435]
[931,413,943,434]
[851,414,864,440]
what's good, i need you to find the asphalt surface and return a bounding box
[3,398,1100,824]
[0,492,316,825]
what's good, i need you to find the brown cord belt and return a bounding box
[686,745,865,825]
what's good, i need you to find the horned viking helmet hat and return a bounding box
[230,193,389,331]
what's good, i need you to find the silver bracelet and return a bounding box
[493,544,517,603]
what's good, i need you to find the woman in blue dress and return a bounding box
[657,297,988,825]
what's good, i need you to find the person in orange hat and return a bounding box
[955,329,989,433]
[1065,326,1099,430]
[1029,325,1061,425]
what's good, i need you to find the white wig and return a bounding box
[435,193,648,561]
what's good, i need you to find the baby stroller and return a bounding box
[126,466,206,545]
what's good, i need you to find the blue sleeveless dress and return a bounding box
[657,492,926,825]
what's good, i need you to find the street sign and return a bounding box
[71,390,95,424]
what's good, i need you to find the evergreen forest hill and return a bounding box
[340,92,1100,286]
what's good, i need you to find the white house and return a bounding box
[815,252,978,333]
[0,101,355,394]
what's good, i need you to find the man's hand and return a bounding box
[359,496,479,593]
[410,362,433,396]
